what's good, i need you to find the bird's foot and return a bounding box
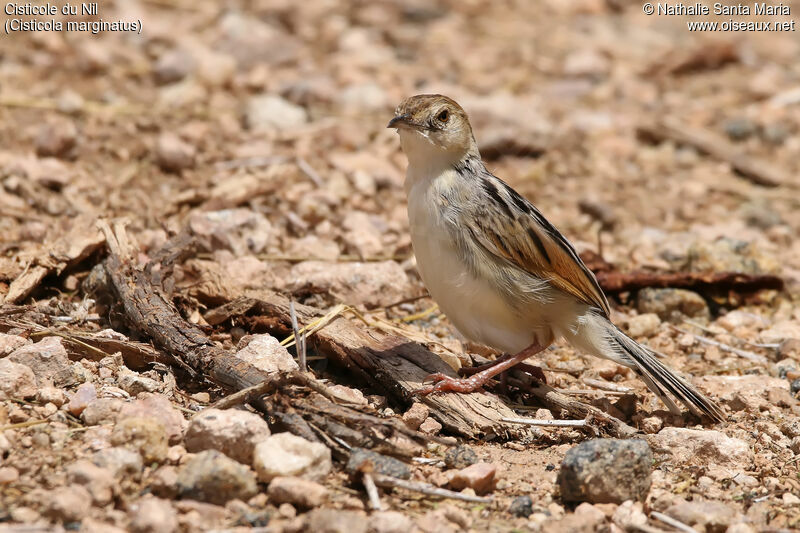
[459,361,547,384]
[413,372,489,396]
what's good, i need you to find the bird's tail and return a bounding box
[564,312,725,422]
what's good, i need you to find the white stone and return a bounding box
[252,432,331,482]
[184,408,271,464]
[235,334,298,373]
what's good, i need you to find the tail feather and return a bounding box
[608,325,725,422]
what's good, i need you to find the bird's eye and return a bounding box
[437,109,449,122]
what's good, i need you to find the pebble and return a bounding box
[558,438,652,504]
[327,384,368,405]
[66,459,115,505]
[346,448,411,479]
[245,94,307,131]
[419,417,443,435]
[148,465,179,498]
[0,466,19,484]
[304,508,369,533]
[128,496,179,533]
[154,133,196,173]
[0,332,29,356]
[612,500,648,530]
[447,462,498,495]
[68,382,98,416]
[267,476,328,508]
[724,117,757,141]
[118,393,186,444]
[37,386,66,407]
[508,495,534,517]
[665,500,738,532]
[35,118,78,159]
[648,428,753,467]
[8,336,73,386]
[92,446,144,479]
[626,313,661,338]
[640,416,663,434]
[118,368,160,395]
[636,288,709,321]
[402,403,429,430]
[252,432,332,482]
[184,408,271,465]
[0,358,37,399]
[153,49,195,85]
[42,485,92,522]
[177,450,258,505]
[444,445,479,469]
[235,334,298,374]
[111,416,169,463]
[369,511,415,533]
[82,397,124,425]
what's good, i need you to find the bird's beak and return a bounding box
[387,114,414,129]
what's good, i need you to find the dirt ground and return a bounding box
[2,0,800,532]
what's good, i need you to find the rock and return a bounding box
[68,382,98,416]
[305,508,369,533]
[36,118,78,159]
[42,485,92,522]
[154,133,196,172]
[0,333,28,356]
[92,446,144,479]
[196,51,236,87]
[509,495,534,517]
[665,500,738,532]
[118,393,186,444]
[626,313,661,338]
[447,462,498,495]
[419,417,442,435]
[346,448,411,479]
[8,336,73,386]
[235,334,298,374]
[636,288,709,321]
[153,49,195,85]
[82,398,124,425]
[717,310,770,332]
[648,428,753,467]
[444,445,479,469]
[66,459,115,505]
[338,83,388,113]
[148,465,179,498]
[185,408,271,465]
[188,209,273,256]
[402,403,429,430]
[342,211,385,258]
[687,238,779,275]
[129,496,179,533]
[111,417,169,463]
[612,500,648,530]
[724,117,757,141]
[760,321,800,344]
[327,384,367,405]
[558,438,652,504]
[0,358,37,399]
[253,432,332,482]
[0,466,19,484]
[640,416,663,434]
[177,450,258,505]
[267,476,328,508]
[37,386,66,406]
[79,518,127,533]
[288,261,413,309]
[118,368,160,395]
[245,94,307,131]
[369,511,415,533]
[174,500,228,528]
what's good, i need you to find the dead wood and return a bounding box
[94,221,434,454]
[637,118,793,188]
[205,296,531,440]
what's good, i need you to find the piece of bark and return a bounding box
[637,118,791,187]
[207,296,531,440]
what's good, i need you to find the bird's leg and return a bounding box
[414,342,547,395]
[459,353,547,383]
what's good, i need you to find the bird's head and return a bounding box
[388,94,478,168]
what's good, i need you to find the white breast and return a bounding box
[406,171,546,353]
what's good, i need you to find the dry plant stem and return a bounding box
[670,325,767,363]
[582,378,633,393]
[502,417,587,427]
[649,511,697,533]
[363,473,383,511]
[370,473,493,504]
[637,118,793,188]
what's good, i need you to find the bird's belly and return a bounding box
[410,221,544,354]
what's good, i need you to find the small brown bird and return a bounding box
[388,94,724,421]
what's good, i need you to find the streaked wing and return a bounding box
[464,172,611,316]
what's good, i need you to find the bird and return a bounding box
[387,94,724,422]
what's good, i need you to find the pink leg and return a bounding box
[460,356,547,383]
[414,342,547,396]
